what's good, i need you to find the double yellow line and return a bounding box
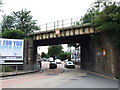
[88,71,119,81]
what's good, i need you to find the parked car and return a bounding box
[42,58,47,61]
[55,59,62,64]
[64,59,68,63]
[49,61,57,69]
[49,57,54,62]
[64,61,75,68]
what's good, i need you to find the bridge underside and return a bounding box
[26,23,119,78]
[34,34,90,46]
[33,34,96,72]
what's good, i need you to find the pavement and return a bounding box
[0,61,64,77]
[1,64,119,88]
[0,61,118,81]
[1,62,119,88]
[0,69,43,77]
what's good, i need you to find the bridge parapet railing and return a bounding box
[34,17,82,33]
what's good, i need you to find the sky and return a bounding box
[1,0,96,54]
[37,44,68,54]
[1,0,96,25]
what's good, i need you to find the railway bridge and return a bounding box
[25,18,119,78]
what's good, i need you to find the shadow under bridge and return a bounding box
[33,34,96,72]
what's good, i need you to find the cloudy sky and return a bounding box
[1,0,98,54]
[1,0,96,25]
[1,0,119,54]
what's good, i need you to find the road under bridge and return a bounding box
[24,22,119,78]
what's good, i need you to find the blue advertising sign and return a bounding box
[0,38,24,61]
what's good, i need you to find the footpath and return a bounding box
[0,69,43,77]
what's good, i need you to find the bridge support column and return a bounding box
[95,32,120,78]
[32,40,38,69]
[23,39,34,70]
[81,37,96,72]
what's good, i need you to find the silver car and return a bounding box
[64,61,75,68]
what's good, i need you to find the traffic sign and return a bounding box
[55,29,60,35]
[102,49,106,56]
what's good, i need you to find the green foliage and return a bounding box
[92,4,120,31]
[2,29,26,39]
[3,66,13,72]
[48,45,63,58]
[59,52,71,61]
[81,13,94,24]
[92,2,120,49]
[1,9,40,35]
[41,52,49,58]
[2,15,16,32]
[81,1,101,24]
[13,9,39,34]
[81,0,120,24]
[0,32,2,37]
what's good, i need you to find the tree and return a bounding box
[81,2,99,24]
[1,9,40,35]
[48,45,63,58]
[2,29,26,39]
[1,15,16,32]
[81,0,115,24]
[81,13,93,24]
[13,9,39,34]
[0,0,3,12]
[41,52,49,58]
[92,3,120,31]
[59,52,71,61]
[92,1,120,49]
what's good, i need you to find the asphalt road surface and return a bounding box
[1,61,119,88]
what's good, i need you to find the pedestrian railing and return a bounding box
[0,64,41,77]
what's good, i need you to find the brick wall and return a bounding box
[95,32,119,78]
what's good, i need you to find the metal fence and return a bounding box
[0,64,41,77]
[33,17,82,33]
